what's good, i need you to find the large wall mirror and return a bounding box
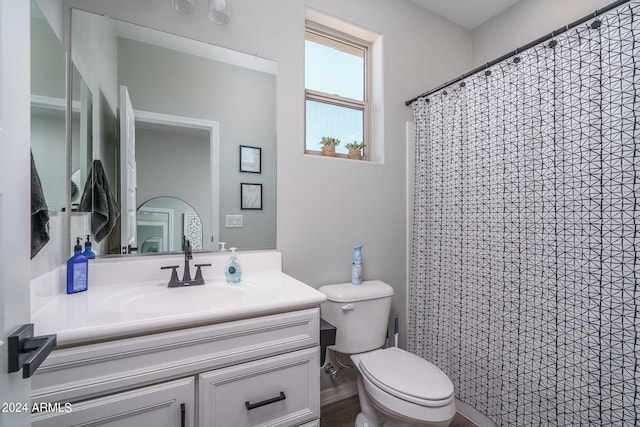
[69,8,277,256]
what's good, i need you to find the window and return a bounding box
[305,23,369,159]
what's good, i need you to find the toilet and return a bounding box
[318,280,456,427]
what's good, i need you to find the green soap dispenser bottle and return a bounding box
[67,237,88,294]
[225,247,242,284]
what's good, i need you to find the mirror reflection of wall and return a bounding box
[30,1,66,212]
[136,121,213,252]
[70,66,93,211]
[69,8,277,256]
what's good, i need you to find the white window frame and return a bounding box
[304,22,371,160]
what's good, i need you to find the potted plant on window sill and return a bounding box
[345,141,365,160]
[320,137,340,157]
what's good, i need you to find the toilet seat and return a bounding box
[357,348,454,407]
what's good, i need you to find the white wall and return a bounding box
[62,0,472,349]
[472,0,614,67]
[34,0,64,41]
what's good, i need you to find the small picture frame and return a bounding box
[240,145,262,174]
[241,183,262,210]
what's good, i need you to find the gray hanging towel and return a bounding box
[79,159,120,243]
[31,151,50,259]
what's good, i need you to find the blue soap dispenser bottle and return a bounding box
[82,234,96,259]
[352,244,363,285]
[67,237,88,294]
[225,247,242,284]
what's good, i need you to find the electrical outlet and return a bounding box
[225,215,243,228]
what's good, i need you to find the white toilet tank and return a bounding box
[318,280,393,354]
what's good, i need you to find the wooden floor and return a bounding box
[320,396,478,427]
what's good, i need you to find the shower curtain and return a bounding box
[409,2,639,425]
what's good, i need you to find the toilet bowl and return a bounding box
[352,348,456,427]
[318,281,456,427]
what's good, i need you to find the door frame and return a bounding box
[119,85,138,253]
[0,1,33,425]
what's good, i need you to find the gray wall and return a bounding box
[136,128,211,249]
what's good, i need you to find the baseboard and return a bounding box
[320,379,358,407]
[455,398,498,427]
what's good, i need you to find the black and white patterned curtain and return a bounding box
[409,2,639,425]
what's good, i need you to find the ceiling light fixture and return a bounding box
[208,0,230,25]
[170,0,194,14]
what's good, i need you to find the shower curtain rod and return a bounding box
[405,0,632,107]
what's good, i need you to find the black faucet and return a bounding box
[160,236,211,287]
[182,236,193,282]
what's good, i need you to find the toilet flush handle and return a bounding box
[341,303,355,311]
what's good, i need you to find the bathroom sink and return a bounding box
[101,283,245,314]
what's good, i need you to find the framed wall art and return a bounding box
[241,183,262,210]
[240,145,261,173]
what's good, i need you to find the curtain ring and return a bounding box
[590,10,602,29]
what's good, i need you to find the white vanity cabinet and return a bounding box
[30,308,321,427]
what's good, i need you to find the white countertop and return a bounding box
[31,251,327,347]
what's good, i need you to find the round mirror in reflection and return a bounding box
[137,197,202,254]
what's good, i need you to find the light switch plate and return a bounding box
[225,215,243,228]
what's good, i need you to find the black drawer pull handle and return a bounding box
[180,403,185,427]
[245,392,286,410]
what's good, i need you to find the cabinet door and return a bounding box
[32,377,194,427]
[199,347,320,427]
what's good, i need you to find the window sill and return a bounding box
[304,151,378,164]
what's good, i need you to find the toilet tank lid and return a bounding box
[318,280,393,302]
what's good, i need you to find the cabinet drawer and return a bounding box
[32,377,194,427]
[199,347,320,427]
